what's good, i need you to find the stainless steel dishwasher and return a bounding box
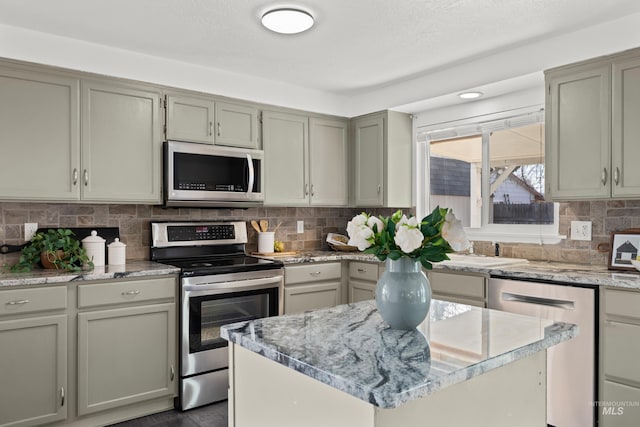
[488,278,596,427]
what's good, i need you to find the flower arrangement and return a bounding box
[346,206,469,269]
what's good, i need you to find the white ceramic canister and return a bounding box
[82,230,106,267]
[108,237,126,266]
[258,232,275,254]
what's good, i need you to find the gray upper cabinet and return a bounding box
[263,111,309,205]
[0,67,80,201]
[215,101,260,149]
[309,117,349,206]
[81,80,162,203]
[546,47,640,200]
[166,94,215,144]
[353,110,412,207]
[263,112,349,206]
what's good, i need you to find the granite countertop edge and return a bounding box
[0,261,180,287]
[267,251,640,290]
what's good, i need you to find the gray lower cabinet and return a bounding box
[427,270,487,307]
[76,278,177,416]
[284,263,341,314]
[600,288,640,426]
[0,286,68,427]
[0,66,80,201]
[352,110,412,208]
[348,261,380,303]
[81,80,162,203]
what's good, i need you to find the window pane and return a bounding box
[429,135,482,227]
[488,124,553,225]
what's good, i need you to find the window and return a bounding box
[417,111,563,244]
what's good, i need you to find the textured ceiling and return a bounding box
[2,0,640,95]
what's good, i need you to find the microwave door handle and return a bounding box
[246,154,254,194]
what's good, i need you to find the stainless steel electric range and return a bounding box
[151,221,283,411]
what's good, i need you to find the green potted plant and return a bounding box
[7,228,93,273]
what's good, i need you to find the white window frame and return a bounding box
[415,109,565,245]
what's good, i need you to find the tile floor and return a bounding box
[109,400,228,427]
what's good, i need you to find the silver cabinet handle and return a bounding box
[121,290,140,296]
[170,365,175,381]
[217,122,221,137]
[7,299,29,305]
[305,184,309,196]
[72,168,78,185]
[377,184,381,194]
[209,121,213,136]
[309,271,321,277]
[357,268,367,273]
[614,167,620,186]
[83,169,89,186]
[310,184,314,197]
[601,168,607,186]
[60,386,65,407]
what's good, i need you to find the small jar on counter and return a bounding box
[108,238,126,266]
[82,230,105,267]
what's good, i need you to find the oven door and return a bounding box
[165,140,264,207]
[181,271,282,376]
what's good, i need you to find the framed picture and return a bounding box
[608,229,640,270]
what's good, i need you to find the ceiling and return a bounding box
[1,0,640,116]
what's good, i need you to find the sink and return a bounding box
[442,253,528,267]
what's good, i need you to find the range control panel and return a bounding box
[168,225,235,241]
[151,221,248,248]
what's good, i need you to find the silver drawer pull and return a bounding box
[60,387,65,407]
[7,299,29,305]
[357,268,367,273]
[121,290,140,296]
[170,365,175,381]
[309,271,321,276]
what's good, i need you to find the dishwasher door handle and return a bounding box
[501,292,575,310]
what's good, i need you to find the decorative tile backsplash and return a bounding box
[1,200,636,267]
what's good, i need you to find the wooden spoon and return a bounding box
[259,220,268,232]
[273,222,282,233]
[250,220,261,233]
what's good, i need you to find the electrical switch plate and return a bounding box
[297,220,304,234]
[570,221,592,241]
[24,223,38,241]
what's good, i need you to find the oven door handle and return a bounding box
[184,275,282,294]
[246,154,254,195]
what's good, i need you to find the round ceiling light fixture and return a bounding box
[458,91,483,100]
[261,8,315,34]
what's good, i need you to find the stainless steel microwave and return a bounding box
[164,140,264,208]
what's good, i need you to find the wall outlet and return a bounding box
[570,221,592,241]
[297,220,304,234]
[24,223,38,241]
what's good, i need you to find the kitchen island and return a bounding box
[221,299,577,427]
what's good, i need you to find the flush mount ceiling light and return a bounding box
[458,91,483,100]
[261,8,315,34]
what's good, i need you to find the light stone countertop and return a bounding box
[221,299,577,408]
[268,250,640,290]
[0,261,180,287]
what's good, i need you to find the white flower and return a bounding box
[347,214,375,251]
[394,216,424,253]
[367,216,384,233]
[442,211,470,252]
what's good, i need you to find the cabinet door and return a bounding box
[546,63,611,199]
[77,303,176,415]
[166,95,214,144]
[81,80,162,203]
[309,118,348,206]
[354,115,384,206]
[284,282,340,315]
[215,101,260,149]
[263,111,309,206]
[612,57,640,197]
[348,280,376,303]
[0,68,80,201]
[0,315,67,427]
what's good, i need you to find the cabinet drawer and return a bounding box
[601,381,640,426]
[0,286,67,316]
[604,320,640,384]
[349,262,379,282]
[605,289,640,320]
[285,263,341,285]
[78,277,176,308]
[429,271,485,299]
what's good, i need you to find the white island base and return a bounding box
[228,344,547,427]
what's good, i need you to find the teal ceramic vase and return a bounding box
[375,257,431,330]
